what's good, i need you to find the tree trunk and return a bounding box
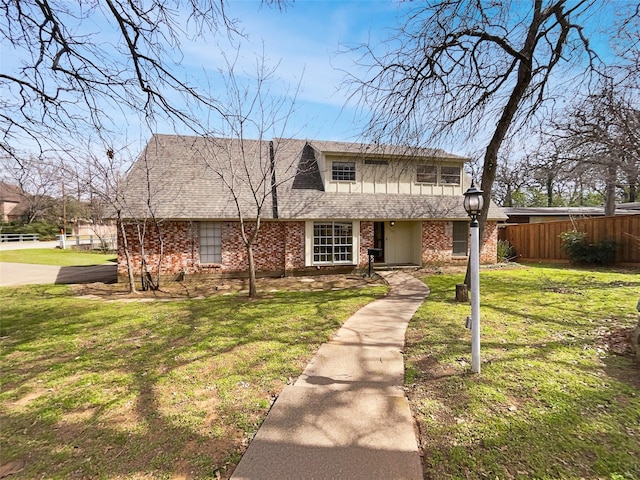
[247,243,257,298]
[455,283,469,302]
[505,186,513,207]
[605,162,617,216]
[464,11,539,287]
[627,172,637,202]
[117,215,137,294]
[546,172,554,207]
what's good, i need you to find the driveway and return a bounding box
[0,240,60,251]
[0,239,117,286]
[0,262,117,287]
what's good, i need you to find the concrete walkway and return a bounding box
[231,271,429,480]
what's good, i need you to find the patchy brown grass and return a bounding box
[71,273,380,301]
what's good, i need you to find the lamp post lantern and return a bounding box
[463,182,484,373]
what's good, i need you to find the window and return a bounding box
[199,222,221,264]
[313,222,353,264]
[364,159,389,166]
[452,221,468,256]
[441,166,461,185]
[332,161,356,181]
[416,165,437,183]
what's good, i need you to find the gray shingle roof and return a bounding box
[120,134,506,221]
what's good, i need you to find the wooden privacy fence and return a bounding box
[500,215,640,265]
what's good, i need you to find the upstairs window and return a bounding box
[199,222,221,264]
[441,166,461,185]
[416,165,438,184]
[364,159,389,166]
[332,161,356,181]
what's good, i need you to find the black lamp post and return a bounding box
[463,181,484,373]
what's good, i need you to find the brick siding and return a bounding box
[359,221,374,267]
[421,220,498,264]
[480,221,498,264]
[118,218,499,279]
[118,220,301,278]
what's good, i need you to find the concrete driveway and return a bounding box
[0,239,117,286]
[0,240,60,251]
[0,262,117,287]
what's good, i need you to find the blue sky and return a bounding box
[139,0,629,155]
[178,1,409,143]
[1,1,632,160]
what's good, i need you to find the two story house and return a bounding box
[117,135,506,280]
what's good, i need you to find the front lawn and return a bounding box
[0,248,116,266]
[0,282,386,479]
[406,265,640,479]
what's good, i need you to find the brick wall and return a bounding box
[284,222,306,271]
[118,220,304,278]
[222,221,286,272]
[117,220,199,277]
[421,220,498,265]
[359,221,374,266]
[422,221,451,263]
[480,221,498,264]
[117,218,499,279]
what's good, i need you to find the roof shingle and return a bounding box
[121,134,506,221]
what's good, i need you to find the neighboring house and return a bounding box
[118,135,506,279]
[0,182,27,222]
[73,220,117,238]
[503,206,640,224]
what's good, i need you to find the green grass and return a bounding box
[0,283,387,479]
[0,248,116,266]
[406,264,640,479]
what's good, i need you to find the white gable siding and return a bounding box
[321,155,466,196]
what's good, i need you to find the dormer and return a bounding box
[306,141,467,196]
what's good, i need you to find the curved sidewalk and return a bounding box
[231,271,429,480]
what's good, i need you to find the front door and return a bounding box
[373,222,385,262]
[385,221,421,265]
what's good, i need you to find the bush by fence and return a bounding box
[559,230,617,266]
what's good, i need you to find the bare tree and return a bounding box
[0,156,61,224]
[492,153,534,207]
[552,83,640,214]
[0,1,246,163]
[55,145,137,291]
[347,0,620,282]
[197,55,301,298]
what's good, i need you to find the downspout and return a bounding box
[270,140,286,276]
[270,140,279,219]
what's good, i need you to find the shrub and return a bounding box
[496,239,515,263]
[559,230,617,265]
[0,221,62,240]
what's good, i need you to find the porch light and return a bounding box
[463,180,483,374]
